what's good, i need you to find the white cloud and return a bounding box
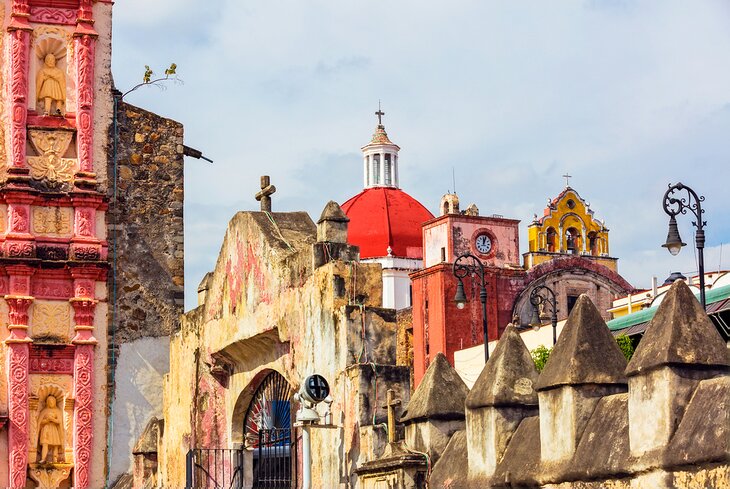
[110,1,730,310]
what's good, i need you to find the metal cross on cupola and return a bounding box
[255,175,276,212]
[375,106,385,126]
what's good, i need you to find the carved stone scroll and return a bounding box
[30,7,77,26]
[9,27,31,170]
[7,343,31,489]
[72,344,94,489]
[74,34,95,175]
[32,206,73,235]
[27,129,75,188]
[31,301,71,341]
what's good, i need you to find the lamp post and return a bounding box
[452,253,489,362]
[529,285,558,345]
[661,183,707,310]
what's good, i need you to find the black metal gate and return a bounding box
[186,448,244,488]
[253,428,293,488]
[244,371,295,489]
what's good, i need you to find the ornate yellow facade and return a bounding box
[524,187,617,271]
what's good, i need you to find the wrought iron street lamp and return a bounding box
[662,183,707,310]
[452,253,489,362]
[529,285,558,345]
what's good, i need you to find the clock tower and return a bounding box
[409,193,524,386]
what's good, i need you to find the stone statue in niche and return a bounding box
[36,54,66,115]
[34,37,67,116]
[37,395,64,463]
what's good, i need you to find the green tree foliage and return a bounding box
[531,345,552,372]
[123,63,180,100]
[615,334,635,360]
[531,335,635,372]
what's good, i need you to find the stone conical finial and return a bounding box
[466,325,538,409]
[536,294,627,391]
[401,353,468,423]
[465,325,539,481]
[401,353,468,465]
[316,200,349,243]
[626,280,729,376]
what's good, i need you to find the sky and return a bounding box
[110,1,730,311]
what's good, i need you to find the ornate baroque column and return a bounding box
[70,269,98,489]
[74,0,98,180]
[5,264,35,488]
[70,196,105,262]
[7,0,32,173]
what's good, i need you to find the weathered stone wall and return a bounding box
[106,100,184,483]
[108,100,184,342]
[396,307,414,388]
[158,210,411,488]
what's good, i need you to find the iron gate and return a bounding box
[186,448,244,489]
[253,428,293,488]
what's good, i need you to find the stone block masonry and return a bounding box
[108,100,184,342]
[106,99,185,485]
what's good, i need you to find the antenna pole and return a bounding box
[452,167,456,194]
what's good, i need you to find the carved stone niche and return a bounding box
[33,35,68,116]
[28,379,74,468]
[28,381,75,487]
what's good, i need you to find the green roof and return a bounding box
[607,283,730,332]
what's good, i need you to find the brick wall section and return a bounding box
[107,100,185,343]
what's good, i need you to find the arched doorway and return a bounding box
[243,371,295,488]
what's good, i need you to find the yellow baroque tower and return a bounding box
[524,186,617,271]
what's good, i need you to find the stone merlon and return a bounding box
[466,325,539,409]
[626,280,730,376]
[536,294,628,391]
[401,353,468,423]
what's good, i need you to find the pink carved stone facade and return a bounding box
[0,0,114,487]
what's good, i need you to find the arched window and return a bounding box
[588,232,598,255]
[566,227,580,254]
[384,154,392,185]
[365,155,370,187]
[546,227,557,252]
[373,154,380,185]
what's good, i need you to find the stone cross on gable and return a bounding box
[255,175,276,212]
[383,388,401,444]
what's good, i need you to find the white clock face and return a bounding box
[475,234,492,254]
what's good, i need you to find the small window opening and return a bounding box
[567,295,579,314]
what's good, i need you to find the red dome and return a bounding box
[341,188,434,259]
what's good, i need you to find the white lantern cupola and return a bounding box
[362,107,400,189]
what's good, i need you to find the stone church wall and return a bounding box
[106,100,184,484]
[157,208,413,488]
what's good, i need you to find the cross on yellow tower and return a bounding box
[563,173,572,187]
